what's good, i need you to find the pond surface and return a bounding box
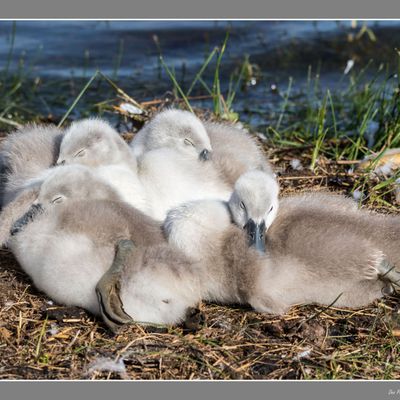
[1,21,400,130]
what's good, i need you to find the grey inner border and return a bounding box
[1,381,400,400]
[1,6,399,399]
[1,0,400,18]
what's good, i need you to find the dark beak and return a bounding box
[199,149,211,161]
[10,203,44,236]
[244,219,266,253]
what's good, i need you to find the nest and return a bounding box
[1,109,400,380]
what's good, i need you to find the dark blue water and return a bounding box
[1,21,399,78]
[1,20,400,129]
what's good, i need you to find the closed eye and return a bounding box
[240,201,246,210]
[51,196,63,204]
[184,138,195,147]
[269,205,274,213]
[74,149,86,158]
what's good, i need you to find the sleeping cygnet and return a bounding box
[0,164,121,246]
[0,124,64,207]
[0,164,165,319]
[165,169,280,257]
[130,108,212,161]
[95,171,400,327]
[128,109,235,219]
[56,118,149,214]
[164,176,400,316]
[57,117,231,221]
[247,193,400,314]
[131,108,275,187]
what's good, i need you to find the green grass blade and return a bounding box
[158,55,193,113]
[186,47,217,97]
[57,70,99,127]
[4,21,16,80]
[276,77,293,131]
[212,31,230,116]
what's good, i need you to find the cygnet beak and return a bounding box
[244,219,266,253]
[10,203,44,236]
[199,149,211,161]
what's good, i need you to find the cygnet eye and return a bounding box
[184,138,195,147]
[240,201,246,210]
[269,205,274,213]
[51,196,63,204]
[74,149,86,158]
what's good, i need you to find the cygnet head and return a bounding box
[141,109,212,161]
[57,118,132,168]
[35,164,118,207]
[228,170,279,252]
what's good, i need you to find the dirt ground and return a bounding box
[0,137,400,380]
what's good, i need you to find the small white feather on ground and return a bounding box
[352,189,364,202]
[87,357,128,379]
[293,348,312,361]
[290,158,303,171]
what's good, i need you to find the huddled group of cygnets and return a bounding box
[0,109,400,332]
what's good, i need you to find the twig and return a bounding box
[296,293,343,332]
[140,95,213,107]
[336,160,362,165]
[278,175,335,181]
[35,317,48,359]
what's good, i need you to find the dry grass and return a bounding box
[1,108,400,380]
[2,248,400,380]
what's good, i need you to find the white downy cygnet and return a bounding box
[130,108,212,161]
[131,109,275,186]
[165,169,280,258]
[56,118,149,214]
[0,165,165,319]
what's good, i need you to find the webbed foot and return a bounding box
[96,239,134,332]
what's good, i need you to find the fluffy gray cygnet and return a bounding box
[97,172,400,327]
[0,165,166,322]
[130,108,275,186]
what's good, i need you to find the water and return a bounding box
[1,20,400,129]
